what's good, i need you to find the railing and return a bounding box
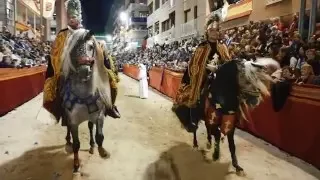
[128,29,148,40]
[146,18,199,46]
[160,28,174,42]
[131,17,147,23]
[180,19,198,37]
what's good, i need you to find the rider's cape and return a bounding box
[103,52,120,89]
[43,29,68,120]
[172,42,230,132]
[43,28,115,121]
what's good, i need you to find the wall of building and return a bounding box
[0,0,7,31]
[55,0,67,32]
[220,0,313,29]
[147,0,207,46]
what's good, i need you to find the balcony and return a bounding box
[179,19,198,37]
[146,27,174,46]
[127,3,148,12]
[127,29,148,40]
[131,17,147,23]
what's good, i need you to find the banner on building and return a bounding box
[20,0,56,19]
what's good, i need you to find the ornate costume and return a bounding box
[43,28,68,120]
[173,14,276,136]
[43,0,120,121]
[173,39,231,132]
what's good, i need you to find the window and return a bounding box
[148,25,153,37]
[170,0,175,7]
[138,0,147,4]
[155,0,160,10]
[208,0,223,12]
[184,9,191,23]
[154,21,159,35]
[162,0,168,4]
[148,2,153,14]
[169,11,175,27]
[6,8,13,19]
[139,11,149,17]
[194,6,198,19]
[162,19,170,32]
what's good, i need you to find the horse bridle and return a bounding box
[77,39,96,66]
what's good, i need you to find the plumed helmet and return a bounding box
[65,0,82,22]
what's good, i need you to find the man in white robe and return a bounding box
[138,63,148,99]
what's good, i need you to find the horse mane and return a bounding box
[61,28,88,77]
[239,57,280,121]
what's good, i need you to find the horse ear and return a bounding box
[88,30,94,37]
[84,30,94,40]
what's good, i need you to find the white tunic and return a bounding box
[138,64,148,99]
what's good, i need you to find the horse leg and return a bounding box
[66,124,72,145]
[64,124,74,154]
[205,122,212,149]
[95,118,110,158]
[70,125,81,172]
[193,130,199,149]
[88,121,95,154]
[227,128,244,176]
[211,124,221,161]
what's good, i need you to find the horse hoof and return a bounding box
[73,159,81,173]
[201,150,212,163]
[192,146,199,151]
[65,143,73,154]
[212,151,220,161]
[89,147,94,154]
[73,165,81,173]
[236,170,245,177]
[98,147,110,159]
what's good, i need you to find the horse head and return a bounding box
[240,58,280,105]
[61,29,97,79]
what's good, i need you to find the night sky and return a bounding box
[80,0,121,35]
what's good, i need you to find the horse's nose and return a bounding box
[78,56,93,65]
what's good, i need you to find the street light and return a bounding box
[120,12,128,22]
[106,35,112,42]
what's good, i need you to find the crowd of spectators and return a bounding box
[115,37,202,72]
[222,15,320,86]
[115,14,320,86]
[0,27,51,68]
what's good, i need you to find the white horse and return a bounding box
[60,28,113,172]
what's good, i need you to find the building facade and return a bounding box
[113,0,149,51]
[146,0,317,47]
[146,0,208,46]
[0,0,15,33]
